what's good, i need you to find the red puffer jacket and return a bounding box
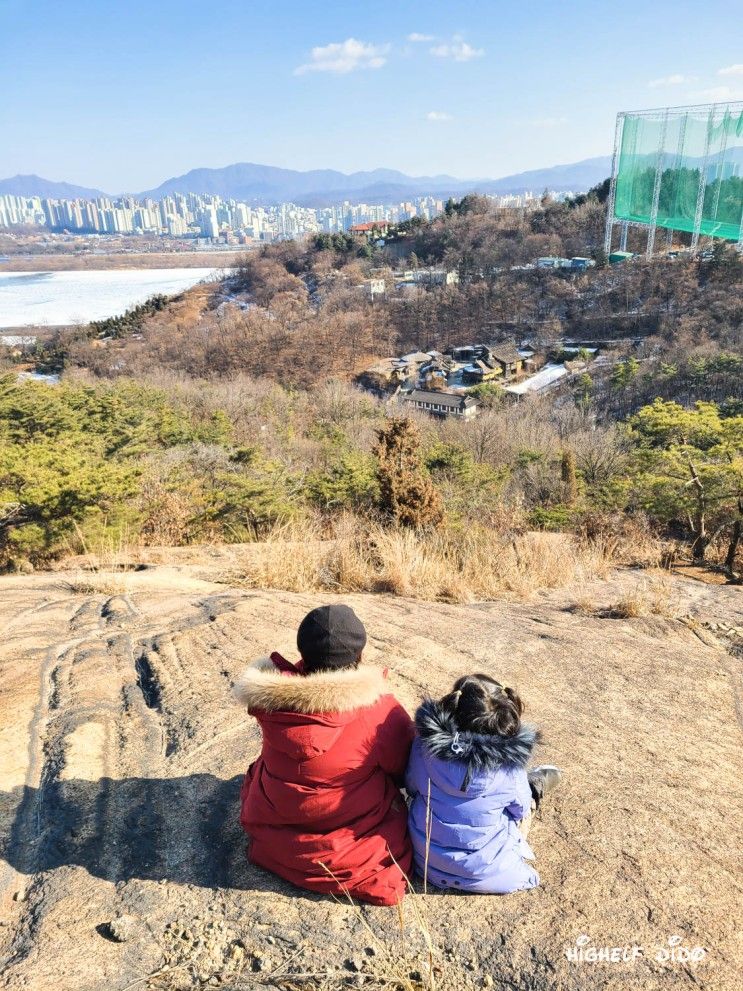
[234,655,415,906]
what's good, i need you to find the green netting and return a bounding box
[613,104,743,240]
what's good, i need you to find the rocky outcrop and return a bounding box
[0,563,740,990]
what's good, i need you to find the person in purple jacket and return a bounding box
[405,673,561,894]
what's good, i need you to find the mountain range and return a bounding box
[0,157,614,206]
[0,174,107,201]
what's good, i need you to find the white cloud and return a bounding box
[693,84,743,101]
[426,111,453,121]
[294,38,389,75]
[648,73,688,88]
[429,35,483,62]
[408,32,434,42]
[718,64,743,76]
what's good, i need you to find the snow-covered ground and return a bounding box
[0,268,220,327]
[505,362,568,395]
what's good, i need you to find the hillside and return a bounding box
[0,174,107,200]
[1,556,741,990]
[476,156,611,197]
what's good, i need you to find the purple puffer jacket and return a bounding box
[405,699,540,894]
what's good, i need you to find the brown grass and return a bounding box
[56,523,136,596]
[577,511,670,569]
[572,572,681,620]
[220,515,611,603]
[58,572,133,596]
[0,251,241,273]
[318,860,437,991]
[606,586,678,619]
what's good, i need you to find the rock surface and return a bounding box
[0,561,741,990]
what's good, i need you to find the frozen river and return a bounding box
[0,267,220,328]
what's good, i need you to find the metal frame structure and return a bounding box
[646,109,670,257]
[690,115,714,251]
[603,113,622,254]
[604,101,743,256]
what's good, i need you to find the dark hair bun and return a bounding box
[441,673,523,738]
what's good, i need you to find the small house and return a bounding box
[349,221,390,239]
[489,344,524,380]
[451,346,476,363]
[411,268,460,286]
[362,278,386,298]
[419,352,453,376]
[401,351,433,366]
[537,256,571,269]
[399,389,479,419]
[569,257,595,271]
[358,359,406,391]
[461,358,501,385]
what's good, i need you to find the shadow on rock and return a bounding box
[0,773,286,893]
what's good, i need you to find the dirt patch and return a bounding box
[672,564,737,586]
[0,566,741,990]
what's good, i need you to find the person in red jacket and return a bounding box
[234,604,415,906]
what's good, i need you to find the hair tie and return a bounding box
[453,689,463,709]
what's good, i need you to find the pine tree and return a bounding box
[561,449,578,505]
[373,418,444,529]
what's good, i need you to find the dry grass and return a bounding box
[572,572,681,620]
[57,523,137,597]
[606,585,678,619]
[220,515,611,603]
[577,511,671,569]
[138,480,197,546]
[568,591,601,617]
[58,572,133,596]
[318,861,437,991]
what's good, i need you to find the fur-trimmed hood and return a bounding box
[415,698,539,772]
[233,656,389,715]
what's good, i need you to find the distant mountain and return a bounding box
[0,158,614,207]
[0,174,107,200]
[137,163,467,205]
[138,159,612,205]
[475,157,612,196]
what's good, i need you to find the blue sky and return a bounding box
[2,0,742,192]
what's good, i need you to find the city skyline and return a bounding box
[3,0,743,191]
[0,188,544,241]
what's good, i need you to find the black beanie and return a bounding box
[297,604,367,672]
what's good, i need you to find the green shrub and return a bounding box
[88,294,170,339]
[0,377,236,566]
[465,382,504,408]
[0,436,139,565]
[516,449,545,468]
[529,505,580,531]
[305,451,379,511]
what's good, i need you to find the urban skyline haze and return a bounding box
[3,0,743,192]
